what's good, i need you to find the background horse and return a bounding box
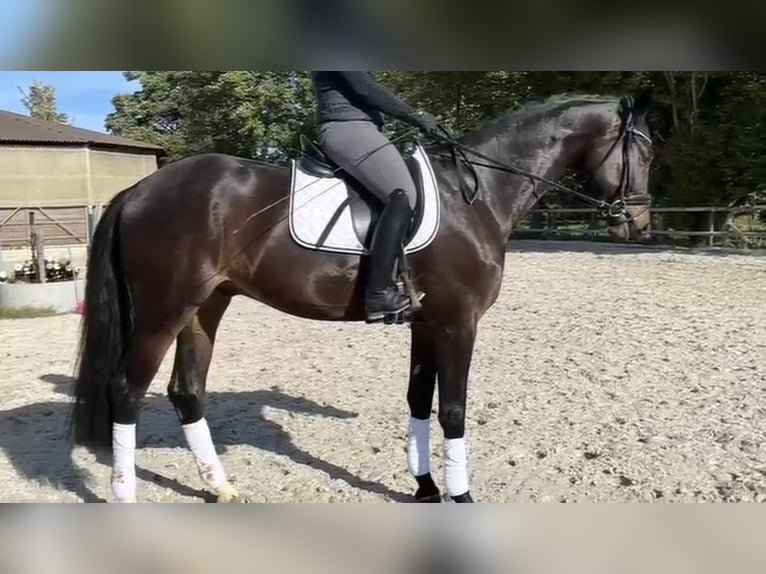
[71,93,654,503]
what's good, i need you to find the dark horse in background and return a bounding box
[71,93,654,503]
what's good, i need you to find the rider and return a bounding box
[310,71,440,321]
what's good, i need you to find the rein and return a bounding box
[234,107,652,237]
[432,120,652,222]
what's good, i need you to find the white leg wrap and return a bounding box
[112,423,137,503]
[443,438,469,497]
[407,417,431,476]
[182,418,227,490]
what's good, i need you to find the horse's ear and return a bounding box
[618,95,634,122]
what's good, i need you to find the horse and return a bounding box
[71,93,654,503]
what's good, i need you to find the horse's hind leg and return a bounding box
[406,324,441,502]
[167,291,239,502]
[111,328,178,502]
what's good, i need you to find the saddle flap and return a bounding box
[403,153,425,235]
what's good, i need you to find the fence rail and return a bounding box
[3,203,765,254]
[514,204,766,247]
[0,205,103,249]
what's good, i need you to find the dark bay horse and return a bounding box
[71,94,654,503]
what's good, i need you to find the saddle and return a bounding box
[297,134,426,249]
[295,135,429,324]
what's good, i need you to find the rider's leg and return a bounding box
[317,120,417,208]
[364,189,413,320]
[317,121,419,319]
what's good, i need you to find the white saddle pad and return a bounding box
[288,141,440,256]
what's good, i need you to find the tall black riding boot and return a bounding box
[365,189,414,321]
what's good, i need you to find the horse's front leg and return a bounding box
[406,324,441,502]
[434,319,477,503]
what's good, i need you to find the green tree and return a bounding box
[105,71,313,164]
[104,71,766,212]
[381,71,528,133]
[18,81,69,124]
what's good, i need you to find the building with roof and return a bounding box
[0,109,164,208]
[0,110,165,249]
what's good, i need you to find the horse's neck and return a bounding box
[460,107,595,240]
[470,134,570,240]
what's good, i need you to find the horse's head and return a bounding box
[581,94,654,241]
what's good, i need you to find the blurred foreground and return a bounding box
[1,506,765,574]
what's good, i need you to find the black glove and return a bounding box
[413,110,439,136]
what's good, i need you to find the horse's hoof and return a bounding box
[414,473,441,502]
[219,495,250,503]
[216,492,250,503]
[450,491,474,503]
[416,493,442,503]
[216,482,248,503]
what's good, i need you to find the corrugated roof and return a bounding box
[0,109,164,153]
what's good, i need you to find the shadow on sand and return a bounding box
[0,374,411,503]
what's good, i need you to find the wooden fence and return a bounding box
[0,205,103,249]
[513,205,766,248]
[3,203,765,255]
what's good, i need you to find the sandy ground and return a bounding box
[0,241,764,503]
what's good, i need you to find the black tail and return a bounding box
[70,187,135,451]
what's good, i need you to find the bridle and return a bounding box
[594,111,653,226]
[432,106,653,226]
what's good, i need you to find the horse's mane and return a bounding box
[461,93,621,143]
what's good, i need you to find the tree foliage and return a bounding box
[105,71,313,164]
[105,71,766,207]
[18,81,69,124]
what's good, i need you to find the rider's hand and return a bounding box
[414,110,439,136]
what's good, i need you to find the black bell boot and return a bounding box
[365,189,415,321]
